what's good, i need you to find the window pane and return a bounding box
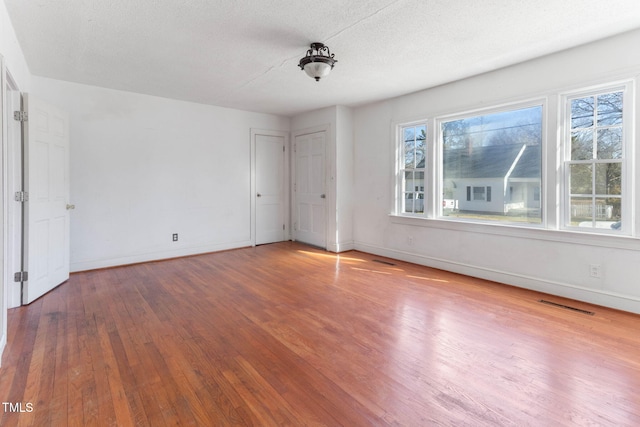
[576,198,622,229]
[414,171,424,191]
[415,192,424,213]
[595,163,621,195]
[604,196,622,232]
[404,125,427,168]
[403,193,414,213]
[403,127,414,142]
[571,130,593,160]
[597,197,620,221]
[473,186,485,200]
[404,127,415,168]
[571,97,594,129]
[442,120,469,149]
[597,128,622,159]
[442,105,542,223]
[415,147,425,169]
[416,125,426,152]
[569,197,619,228]
[404,145,414,168]
[597,92,623,126]
[570,164,592,194]
[404,171,415,193]
[570,196,593,225]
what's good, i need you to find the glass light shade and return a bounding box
[303,62,332,81]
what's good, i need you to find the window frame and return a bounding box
[560,81,633,235]
[396,121,428,216]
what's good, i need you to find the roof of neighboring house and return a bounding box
[442,144,540,179]
[510,145,541,178]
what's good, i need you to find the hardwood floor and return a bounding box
[1,242,639,426]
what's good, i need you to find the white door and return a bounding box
[23,94,71,304]
[255,134,285,245]
[295,132,326,248]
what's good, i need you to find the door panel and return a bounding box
[23,94,70,304]
[255,134,285,245]
[295,132,326,248]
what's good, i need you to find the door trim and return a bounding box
[250,128,290,246]
[1,58,24,361]
[2,62,23,311]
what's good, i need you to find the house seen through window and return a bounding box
[440,105,543,223]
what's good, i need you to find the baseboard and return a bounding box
[327,240,355,253]
[354,242,640,315]
[70,240,252,272]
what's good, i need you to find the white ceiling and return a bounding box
[5,0,640,116]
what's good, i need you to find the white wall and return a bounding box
[0,1,30,91]
[352,29,640,314]
[335,106,354,251]
[32,77,289,271]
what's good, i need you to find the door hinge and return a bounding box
[14,271,28,282]
[283,224,285,230]
[13,110,28,122]
[15,191,29,202]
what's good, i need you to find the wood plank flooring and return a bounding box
[1,241,639,426]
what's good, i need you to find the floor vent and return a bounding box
[538,299,595,316]
[372,259,396,266]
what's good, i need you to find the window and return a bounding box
[399,124,426,214]
[440,104,543,224]
[393,80,636,240]
[563,85,629,232]
[467,186,491,201]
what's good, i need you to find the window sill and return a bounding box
[388,214,640,251]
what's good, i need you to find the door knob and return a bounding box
[320,194,326,199]
[66,204,76,210]
[257,193,262,197]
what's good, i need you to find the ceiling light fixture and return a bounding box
[298,42,337,81]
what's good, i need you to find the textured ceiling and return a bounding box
[4,0,640,116]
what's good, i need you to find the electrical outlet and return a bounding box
[172,233,178,242]
[589,264,601,278]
